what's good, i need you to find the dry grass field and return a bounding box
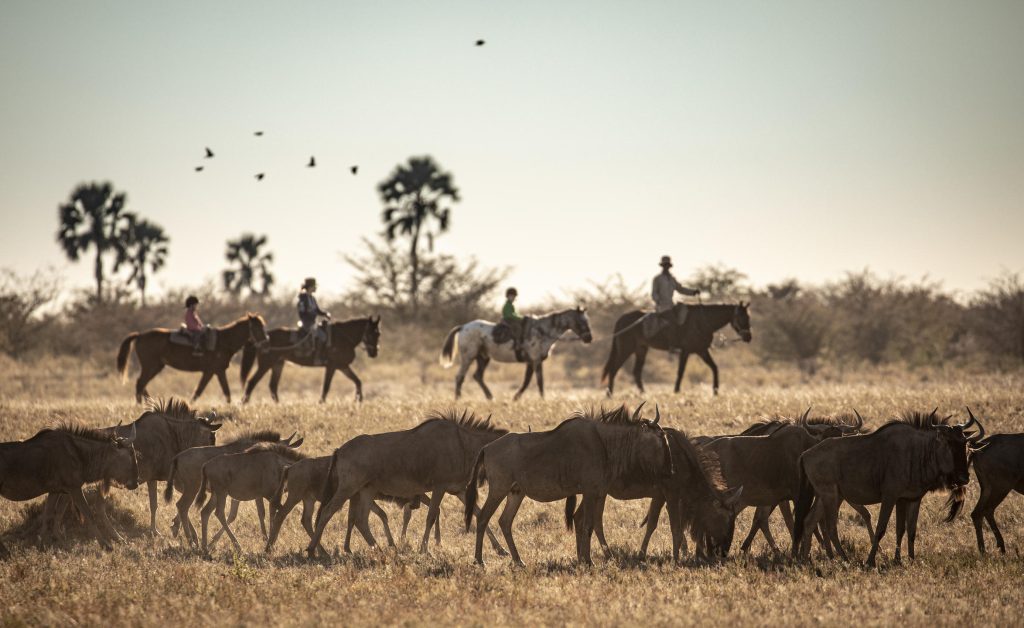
[1,356,1023,626]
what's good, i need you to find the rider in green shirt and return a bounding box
[502,287,526,356]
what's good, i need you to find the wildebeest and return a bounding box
[793,410,984,566]
[601,303,751,397]
[240,316,382,403]
[164,430,301,547]
[306,410,509,557]
[439,307,593,400]
[116,313,269,403]
[464,404,673,566]
[0,424,139,554]
[946,408,1020,554]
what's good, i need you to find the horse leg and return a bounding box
[513,364,534,402]
[632,345,648,393]
[674,352,691,393]
[535,362,545,398]
[242,362,272,404]
[215,369,231,404]
[320,366,336,403]
[697,349,719,395]
[339,365,363,403]
[604,339,634,398]
[472,356,493,401]
[269,362,285,403]
[454,355,472,400]
[191,370,215,402]
[136,363,164,403]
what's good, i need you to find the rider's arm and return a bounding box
[502,302,522,321]
[673,278,699,297]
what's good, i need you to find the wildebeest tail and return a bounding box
[791,456,815,556]
[195,466,209,507]
[439,325,462,368]
[313,450,341,532]
[464,449,485,532]
[116,332,139,381]
[163,457,179,503]
[564,495,577,531]
[240,341,257,385]
[944,485,967,523]
[271,465,291,511]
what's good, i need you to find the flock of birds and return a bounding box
[192,39,487,181]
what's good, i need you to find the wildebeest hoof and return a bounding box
[495,547,509,557]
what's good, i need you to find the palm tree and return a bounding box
[115,215,169,306]
[223,233,275,297]
[379,156,460,313]
[56,181,133,302]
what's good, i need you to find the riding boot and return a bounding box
[191,336,202,356]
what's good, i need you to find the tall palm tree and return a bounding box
[223,233,275,297]
[115,215,169,306]
[379,156,460,313]
[56,181,133,302]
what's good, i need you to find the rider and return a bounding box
[502,287,527,356]
[184,295,204,355]
[298,277,330,361]
[652,255,699,332]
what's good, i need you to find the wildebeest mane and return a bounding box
[44,422,115,442]
[422,408,508,435]
[571,405,647,426]
[146,397,200,421]
[877,410,950,432]
[227,430,282,444]
[667,428,726,491]
[244,442,307,461]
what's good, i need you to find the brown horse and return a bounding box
[116,313,268,403]
[601,303,751,397]
[239,316,380,403]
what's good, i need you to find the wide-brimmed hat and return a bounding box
[659,255,673,268]
[506,287,518,297]
[302,277,317,290]
[184,295,199,308]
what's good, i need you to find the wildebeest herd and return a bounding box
[2,397,1017,569]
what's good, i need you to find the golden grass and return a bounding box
[1,358,1022,626]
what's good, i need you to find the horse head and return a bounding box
[731,302,752,342]
[571,305,593,343]
[247,313,270,348]
[363,315,381,358]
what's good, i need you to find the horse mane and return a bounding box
[422,409,508,435]
[227,430,282,444]
[46,422,114,442]
[221,312,266,328]
[244,442,307,461]
[146,397,198,421]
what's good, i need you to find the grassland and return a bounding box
[1,355,1022,626]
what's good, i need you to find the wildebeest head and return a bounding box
[108,423,141,490]
[933,408,986,488]
[571,306,593,344]
[197,411,222,447]
[693,485,744,558]
[363,315,381,358]
[731,302,752,342]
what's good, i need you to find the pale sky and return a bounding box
[1,1,1022,304]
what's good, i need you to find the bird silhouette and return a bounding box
[307,156,316,168]
[204,147,214,158]
[254,131,263,136]
[195,166,204,172]
[255,173,265,181]
[475,39,485,46]
[350,165,358,175]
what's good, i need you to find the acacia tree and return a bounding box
[378,156,460,313]
[115,216,169,306]
[223,233,274,297]
[56,182,133,302]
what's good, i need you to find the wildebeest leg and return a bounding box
[352,492,379,549]
[214,494,243,554]
[353,500,395,548]
[894,501,907,562]
[665,495,688,560]
[497,492,526,567]
[255,498,268,541]
[535,362,545,398]
[147,481,160,535]
[740,506,769,553]
[585,502,611,558]
[242,362,272,404]
[974,483,1011,554]
[906,500,920,560]
[214,370,231,403]
[207,498,240,548]
[343,499,357,552]
[306,487,354,557]
[191,370,215,402]
[452,492,506,555]
[419,490,446,553]
[638,496,663,558]
[632,346,648,393]
[573,494,599,566]
[39,494,60,547]
[779,500,795,533]
[866,499,895,567]
[848,503,874,543]
[674,352,691,393]
[797,501,823,559]
[320,366,336,403]
[265,493,302,553]
[68,488,112,551]
[474,493,506,565]
[401,503,413,542]
[339,365,363,403]
[136,363,164,404]
[986,511,1007,554]
[92,493,125,544]
[200,494,217,553]
[175,492,199,546]
[697,349,719,395]
[513,364,534,402]
[269,363,285,403]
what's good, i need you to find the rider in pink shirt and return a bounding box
[184,295,204,354]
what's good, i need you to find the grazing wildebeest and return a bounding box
[42,397,221,540]
[593,425,744,560]
[464,405,673,566]
[946,408,1019,555]
[439,307,593,400]
[164,430,301,547]
[793,410,984,566]
[240,316,381,403]
[601,303,751,397]
[263,455,437,555]
[307,410,509,557]
[0,424,139,554]
[117,313,269,403]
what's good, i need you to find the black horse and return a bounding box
[239,316,381,403]
[601,303,751,396]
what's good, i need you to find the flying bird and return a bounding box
[255,173,265,181]
[307,156,316,168]
[475,39,485,46]
[194,166,204,172]
[350,165,358,175]
[204,147,214,158]
[254,131,264,136]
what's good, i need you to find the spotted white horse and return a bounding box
[439,307,593,400]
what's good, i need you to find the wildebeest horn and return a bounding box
[801,406,812,422]
[652,404,661,426]
[853,409,864,429]
[964,406,986,442]
[122,423,137,445]
[632,401,647,422]
[285,431,297,444]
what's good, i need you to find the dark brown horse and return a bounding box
[116,313,269,403]
[601,303,751,396]
[239,316,381,403]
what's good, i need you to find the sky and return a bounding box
[1,0,1022,305]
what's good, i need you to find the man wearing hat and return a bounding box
[651,256,699,337]
[184,295,204,355]
[298,277,331,361]
[501,287,527,358]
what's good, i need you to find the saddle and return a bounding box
[641,305,688,339]
[292,322,331,359]
[170,325,217,351]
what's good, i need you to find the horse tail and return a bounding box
[439,325,462,368]
[240,341,257,385]
[791,456,815,556]
[116,332,139,382]
[464,449,485,532]
[600,341,618,387]
[564,495,577,531]
[163,457,179,503]
[313,450,341,532]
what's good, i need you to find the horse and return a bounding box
[239,316,381,403]
[601,302,751,397]
[439,306,592,400]
[116,313,269,403]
